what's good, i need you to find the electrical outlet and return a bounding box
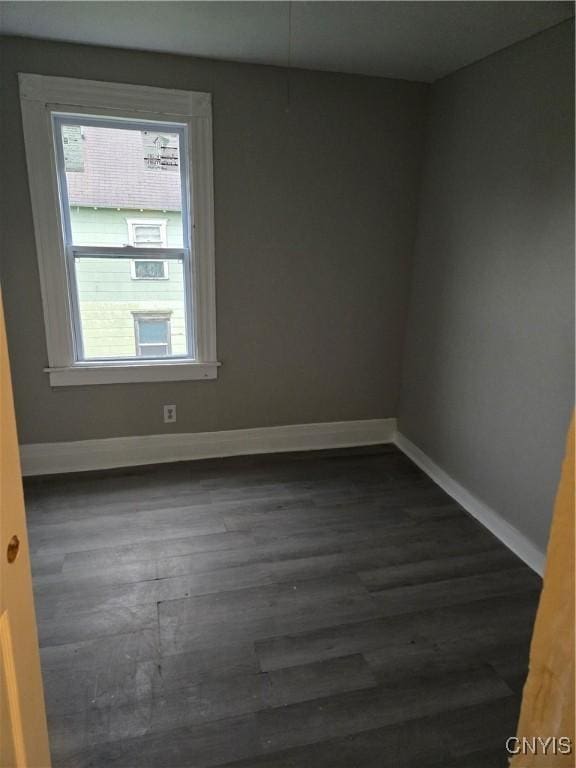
[163,404,176,423]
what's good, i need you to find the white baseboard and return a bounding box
[20,418,397,477]
[394,431,546,576]
[20,418,545,576]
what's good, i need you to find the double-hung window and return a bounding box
[19,74,218,385]
[133,313,172,357]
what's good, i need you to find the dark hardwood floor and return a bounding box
[24,445,541,768]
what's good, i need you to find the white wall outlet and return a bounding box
[163,404,177,423]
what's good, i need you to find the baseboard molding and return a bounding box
[20,419,545,575]
[394,431,546,576]
[20,418,397,477]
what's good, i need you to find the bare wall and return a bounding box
[0,36,428,444]
[398,20,575,552]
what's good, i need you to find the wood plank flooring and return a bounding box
[24,445,541,767]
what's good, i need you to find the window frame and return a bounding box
[127,218,170,282]
[126,218,168,249]
[130,259,170,281]
[53,113,193,363]
[133,312,172,357]
[19,73,218,386]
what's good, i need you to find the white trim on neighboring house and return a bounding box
[129,259,170,281]
[19,73,218,386]
[126,218,168,248]
[133,311,172,357]
[394,431,546,576]
[19,418,397,476]
[127,219,170,281]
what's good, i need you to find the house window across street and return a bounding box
[127,219,167,248]
[131,259,169,280]
[134,313,172,357]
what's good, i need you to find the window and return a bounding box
[128,219,168,281]
[131,260,168,280]
[134,314,171,357]
[127,219,167,248]
[52,114,189,363]
[19,74,218,385]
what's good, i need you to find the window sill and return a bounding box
[45,361,221,387]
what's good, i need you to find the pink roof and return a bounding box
[66,126,182,211]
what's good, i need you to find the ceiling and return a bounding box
[1,1,573,83]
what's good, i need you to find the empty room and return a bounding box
[0,2,574,766]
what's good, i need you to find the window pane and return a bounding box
[59,121,184,248]
[74,257,187,360]
[139,344,169,357]
[134,261,166,279]
[138,320,169,344]
[134,226,163,245]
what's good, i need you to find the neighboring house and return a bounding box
[65,125,186,359]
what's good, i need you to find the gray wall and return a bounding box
[2,27,573,554]
[0,36,428,444]
[398,20,575,552]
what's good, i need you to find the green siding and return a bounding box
[70,207,183,247]
[71,207,186,359]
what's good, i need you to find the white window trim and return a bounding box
[133,311,172,357]
[126,218,168,248]
[130,256,170,282]
[127,219,169,281]
[130,259,170,280]
[19,73,218,386]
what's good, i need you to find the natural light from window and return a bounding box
[54,116,192,362]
